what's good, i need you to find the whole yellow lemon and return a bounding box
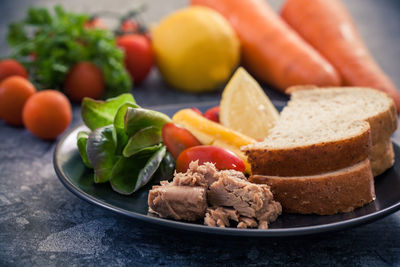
[152,6,240,92]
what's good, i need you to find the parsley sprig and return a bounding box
[7,6,132,98]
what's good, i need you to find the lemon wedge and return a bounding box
[219,67,279,140]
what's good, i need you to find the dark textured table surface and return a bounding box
[1,0,400,266]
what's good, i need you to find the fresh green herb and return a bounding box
[81,93,137,131]
[124,107,171,136]
[123,126,162,157]
[77,131,92,168]
[77,94,173,194]
[86,125,118,183]
[110,146,166,195]
[7,6,132,97]
[154,151,175,182]
[113,102,140,154]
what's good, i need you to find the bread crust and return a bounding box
[370,138,395,176]
[245,124,371,176]
[365,102,398,144]
[249,159,375,215]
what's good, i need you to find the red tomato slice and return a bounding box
[191,107,202,115]
[162,122,201,159]
[176,145,245,173]
[203,106,220,123]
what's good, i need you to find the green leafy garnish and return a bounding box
[77,94,174,195]
[77,131,92,168]
[114,102,140,153]
[7,6,132,97]
[86,125,118,183]
[155,151,176,182]
[81,93,137,131]
[110,146,166,195]
[124,107,171,136]
[123,126,162,157]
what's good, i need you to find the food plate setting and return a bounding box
[3,0,400,265]
[54,102,400,237]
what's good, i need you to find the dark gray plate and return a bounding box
[53,101,400,237]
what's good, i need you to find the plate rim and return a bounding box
[54,123,400,237]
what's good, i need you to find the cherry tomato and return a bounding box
[191,107,202,115]
[84,17,107,30]
[64,62,105,102]
[162,122,201,159]
[176,145,245,173]
[117,34,154,84]
[23,90,72,140]
[120,19,139,34]
[0,76,36,126]
[0,59,28,83]
[203,106,220,123]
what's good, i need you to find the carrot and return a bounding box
[281,0,400,112]
[191,0,341,92]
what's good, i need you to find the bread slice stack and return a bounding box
[244,87,397,215]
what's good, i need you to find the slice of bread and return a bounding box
[245,121,371,176]
[370,137,395,176]
[249,159,375,215]
[286,86,398,143]
[244,87,397,176]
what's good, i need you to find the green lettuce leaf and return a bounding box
[76,131,92,168]
[154,151,175,183]
[124,107,171,136]
[81,93,136,130]
[113,102,140,154]
[110,146,166,195]
[123,126,162,157]
[86,125,118,183]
